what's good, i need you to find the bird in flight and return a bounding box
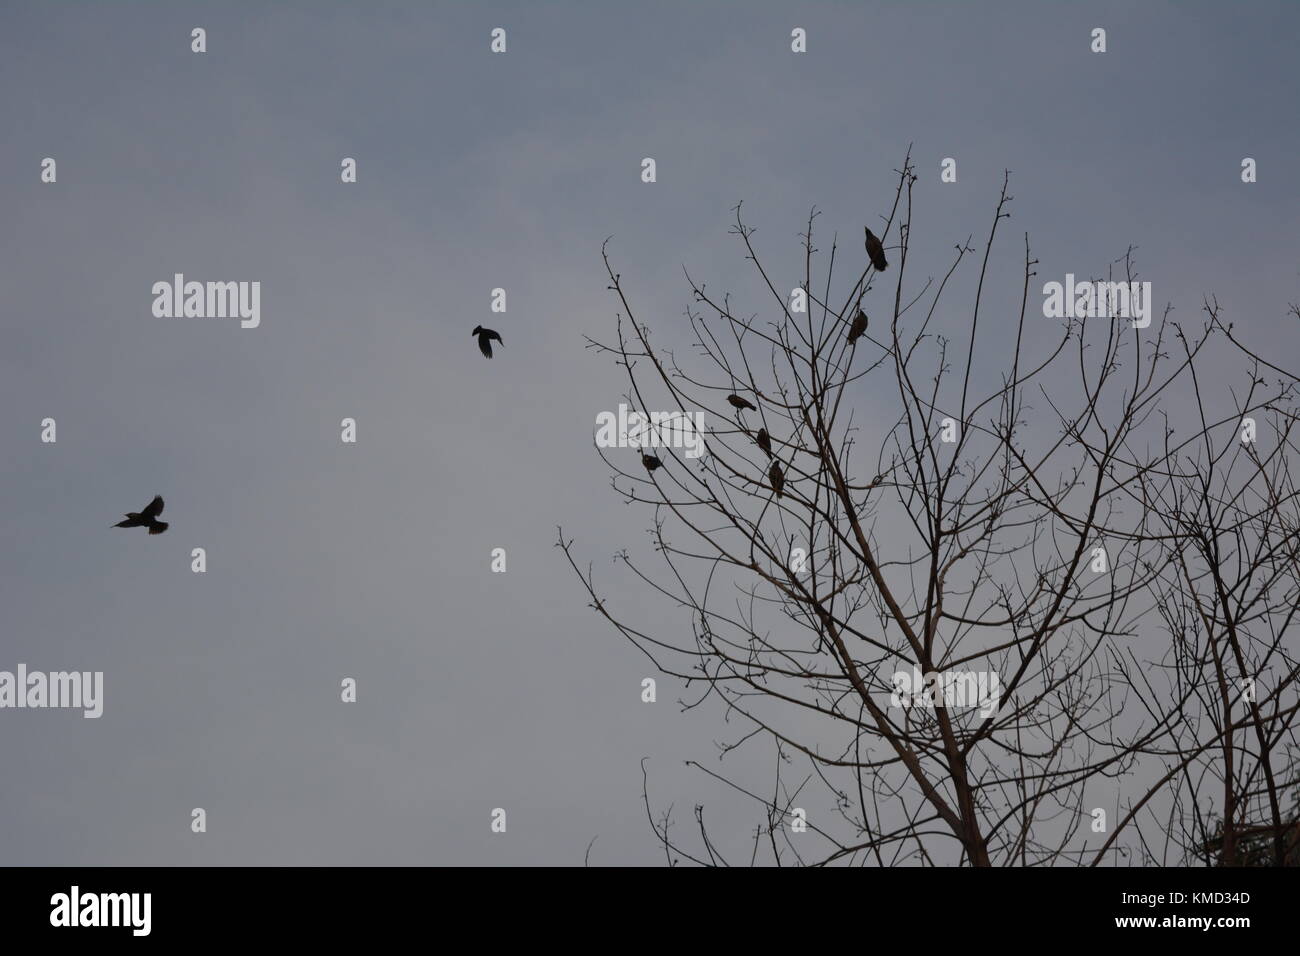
[114,495,168,534]
[864,227,888,272]
[642,453,663,473]
[727,394,757,411]
[472,326,503,359]
[848,308,869,344]
[755,427,773,458]
[769,461,785,498]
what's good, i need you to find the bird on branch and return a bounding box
[769,461,785,498]
[865,227,888,272]
[848,308,869,344]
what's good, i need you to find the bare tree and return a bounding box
[1126,310,1300,866]
[560,152,1300,866]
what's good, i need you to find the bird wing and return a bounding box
[142,495,164,519]
[148,521,169,535]
[115,517,141,528]
[478,335,494,358]
[868,241,888,271]
[865,230,888,270]
[489,330,503,344]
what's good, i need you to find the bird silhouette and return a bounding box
[769,461,785,498]
[756,427,773,458]
[642,453,663,473]
[114,495,168,534]
[864,227,888,272]
[472,326,503,358]
[848,308,869,344]
[727,394,757,411]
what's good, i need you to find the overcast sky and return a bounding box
[1,1,1298,865]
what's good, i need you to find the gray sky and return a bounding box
[1,1,1298,865]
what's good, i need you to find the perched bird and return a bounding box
[848,308,868,344]
[472,325,503,359]
[755,427,773,458]
[726,394,757,412]
[769,461,785,498]
[864,227,888,272]
[114,495,168,535]
[642,453,663,473]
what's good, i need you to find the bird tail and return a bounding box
[148,521,169,535]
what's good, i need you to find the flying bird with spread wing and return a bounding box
[114,495,168,535]
[864,227,888,272]
[472,325,503,358]
[848,308,869,344]
[726,394,757,412]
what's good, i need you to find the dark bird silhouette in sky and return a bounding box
[864,227,888,272]
[642,453,663,473]
[114,495,168,534]
[848,308,868,344]
[769,461,785,498]
[472,325,503,358]
[726,394,757,411]
[756,427,773,458]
